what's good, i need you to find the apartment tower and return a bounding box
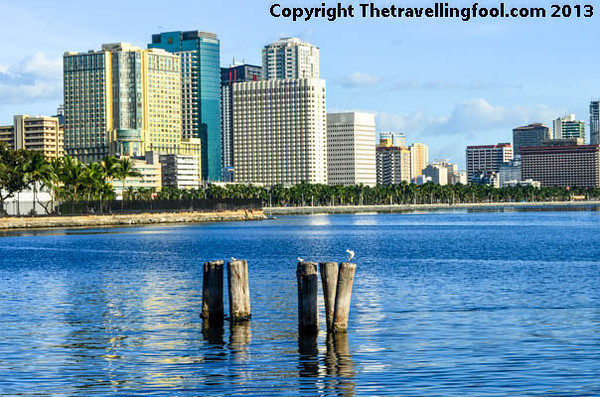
[262,37,320,80]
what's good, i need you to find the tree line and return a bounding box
[1,144,599,216]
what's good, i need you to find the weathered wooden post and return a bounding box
[201,260,224,325]
[332,262,357,333]
[297,261,319,334]
[319,262,339,332]
[227,259,251,322]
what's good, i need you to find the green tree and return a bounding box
[0,144,29,215]
[113,158,142,211]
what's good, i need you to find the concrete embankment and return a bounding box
[0,209,266,230]
[265,201,600,215]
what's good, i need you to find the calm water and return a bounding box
[0,210,598,396]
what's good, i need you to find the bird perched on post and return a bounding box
[346,249,355,261]
[231,257,237,262]
[297,257,304,262]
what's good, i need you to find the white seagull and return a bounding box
[231,257,237,261]
[346,249,355,261]
[297,257,304,262]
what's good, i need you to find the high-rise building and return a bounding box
[465,143,513,183]
[0,115,64,159]
[590,101,599,145]
[262,38,319,80]
[553,114,585,141]
[376,146,411,185]
[512,123,551,156]
[149,31,221,181]
[409,143,429,180]
[64,43,199,163]
[521,144,600,188]
[232,79,327,185]
[220,63,262,181]
[327,112,376,186]
[380,131,406,148]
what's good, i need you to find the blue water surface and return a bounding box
[0,209,598,396]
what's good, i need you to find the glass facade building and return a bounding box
[149,31,222,181]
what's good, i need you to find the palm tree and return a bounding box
[59,156,86,214]
[113,158,142,211]
[20,151,57,216]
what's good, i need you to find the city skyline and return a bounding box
[1,0,599,167]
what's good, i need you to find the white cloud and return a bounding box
[14,53,62,80]
[339,72,381,88]
[0,53,62,106]
[393,80,522,91]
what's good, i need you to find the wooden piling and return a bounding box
[332,262,357,333]
[297,261,319,334]
[201,260,224,324]
[227,259,251,322]
[319,262,339,332]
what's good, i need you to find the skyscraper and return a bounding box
[64,43,199,164]
[512,123,551,156]
[232,79,327,185]
[327,112,376,186]
[220,63,262,181]
[590,101,599,145]
[149,31,221,181]
[409,143,429,180]
[466,143,513,183]
[262,38,319,80]
[553,114,585,141]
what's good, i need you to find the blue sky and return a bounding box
[0,0,598,167]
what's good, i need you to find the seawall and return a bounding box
[264,201,600,215]
[0,209,266,230]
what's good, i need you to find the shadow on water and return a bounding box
[202,320,225,347]
[297,333,356,396]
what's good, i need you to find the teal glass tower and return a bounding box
[149,31,222,181]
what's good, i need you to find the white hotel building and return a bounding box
[232,78,327,185]
[327,112,376,186]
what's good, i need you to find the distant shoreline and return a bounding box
[264,201,600,215]
[0,209,266,230]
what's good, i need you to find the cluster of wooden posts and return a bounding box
[297,261,357,335]
[200,259,357,334]
[201,259,251,325]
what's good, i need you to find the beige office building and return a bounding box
[232,78,327,185]
[409,143,429,180]
[327,112,376,186]
[0,115,64,159]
